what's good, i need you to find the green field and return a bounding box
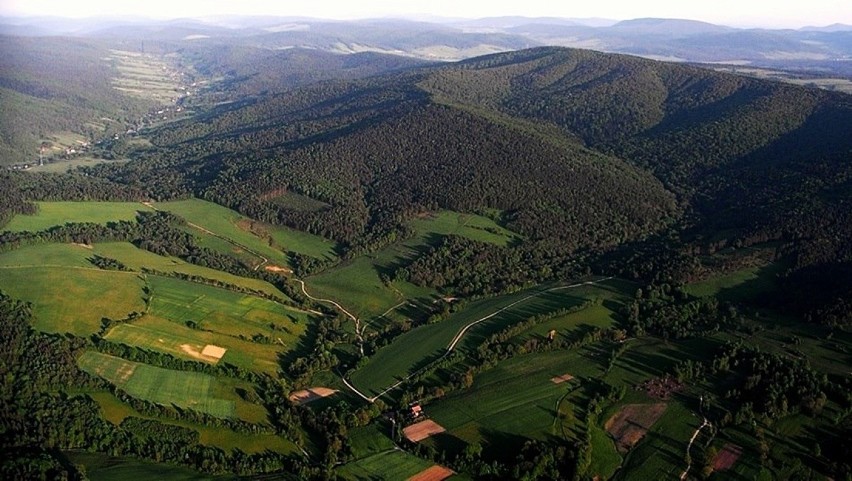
[684,262,782,301]
[305,210,520,320]
[85,391,295,453]
[95,242,289,299]
[0,241,290,300]
[0,266,145,335]
[147,275,311,344]
[104,315,283,375]
[349,280,618,398]
[337,449,435,481]
[78,351,236,418]
[27,157,129,173]
[65,451,236,481]
[410,211,519,247]
[4,201,150,232]
[426,348,600,454]
[156,198,337,264]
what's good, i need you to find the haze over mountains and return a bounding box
[2,14,850,66]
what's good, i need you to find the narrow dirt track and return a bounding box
[351,276,615,402]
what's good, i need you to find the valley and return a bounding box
[1,13,850,481]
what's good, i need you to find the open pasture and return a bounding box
[156,199,288,263]
[306,210,519,321]
[0,265,145,336]
[65,451,236,481]
[95,242,289,300]
[239,218,338,261]
[426,349,593,450]
[3,201,149,232]
[27,157,128,173]
[147,275,311,343]
[104,315,283,375]
[78,351,236,418]
[337,449,435,481]
[350,280,613,397]
[0,241,291,301]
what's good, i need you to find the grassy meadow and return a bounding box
[305,210,520,320]
[4,201,150,232]
[337,449,435,481]
[78,351,237,418]
[0,265,145,335]
[349,279,619,398]
[156,198,338,265]
[104,315,283,375]
[0,241,291,300]
[64,451,236,481]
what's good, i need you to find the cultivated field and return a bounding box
[78,351,236,418]
[604,403,667,452]
[94,242,289,300]
[403,419,447,442]
[109,50,183,103]
[3,201,150,232]
[0,266,145,336]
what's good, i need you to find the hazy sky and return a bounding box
[1,0,849,28]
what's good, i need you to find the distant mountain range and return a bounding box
[1,15,850,67]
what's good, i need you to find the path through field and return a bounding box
[348,276,614,402]
[680,417,711,480]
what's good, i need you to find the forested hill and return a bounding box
[91,47,851,270]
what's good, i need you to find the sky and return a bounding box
[0,0,849,28]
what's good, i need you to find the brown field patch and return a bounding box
[407,465,455,481]
[288,387,338,405]
[179,343,225,363]
[403,419,446,443]
[551,373,574,384]
[201,344,227,359]
[604,403,667,452]
[264,265,292,274]
[72,243,93,249]
[712,443,743,471]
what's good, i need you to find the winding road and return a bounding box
[680,417,711,480]
[346,276,615,403]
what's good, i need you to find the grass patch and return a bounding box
[0,266,145,336]
[270,190,330,212]
[78,351,236,418]
[348,424,396,460]
[147,275,311,344]
[155,199,290,264]
[305,210,520,320]
[64,451,235,481]
[587,423,622,480]
[337,449,434,481]
[350,279,619,397]
[104,315,283,375]
[410,211,519,247]
[684,262,783,302]
[95,242,289,300]
[27,157,128,173]
[4,201,150,232]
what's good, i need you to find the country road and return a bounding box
[348,276,615,402]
